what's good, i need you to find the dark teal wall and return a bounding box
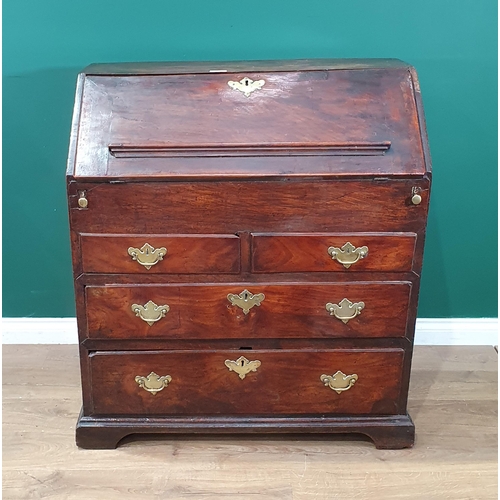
[3,0,497,317]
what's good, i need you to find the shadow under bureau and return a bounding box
[66,59,431,449]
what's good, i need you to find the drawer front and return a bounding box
[85,282,411,340]
[89,348,405,416]
[80,234,240,274]
[69,179,429,234]
[252,233,416,273]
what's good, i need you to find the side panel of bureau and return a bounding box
[88,348,405,416]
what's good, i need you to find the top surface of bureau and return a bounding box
[67,59,431,181]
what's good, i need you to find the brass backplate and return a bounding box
[128,243,167,270]
[327,242,368,269]
[320,371,358,394]
[135,372,172,395]
[325,298,365,324]
[131,300,170,326]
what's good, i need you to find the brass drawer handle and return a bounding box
[228,77,265,97]
[135,371,172,395]
[320,371,358,394]
[227,289,265,315]
[225,356,261,380]
[131,300,170,326]
[128,243,167,270]
[325,298,365,324]
[327,242,368,269]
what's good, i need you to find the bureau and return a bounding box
[67,59,431,449]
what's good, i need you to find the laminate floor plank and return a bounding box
[3,345,498,499]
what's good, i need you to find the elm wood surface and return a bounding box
[87,349,405,416]
[251,233,417,273]
[84,58,415,75]
[68,180,430,234]
[70,65,426,179]
[80,234,241,274]
[66,60,431,450]
[84,282,411,340]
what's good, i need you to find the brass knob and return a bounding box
[411,187,422,205]
[78,191,88,208]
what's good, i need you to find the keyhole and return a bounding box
[243,292,249,300]
[245,79,249,86]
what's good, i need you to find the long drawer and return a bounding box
[88,348,405,416]
[85,282,412,340]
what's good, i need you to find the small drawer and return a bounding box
[252,233,416,273]
[80,234,240,274]
[88,348,405,416]
[85,281,411,340]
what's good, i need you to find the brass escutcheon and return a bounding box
[225,356,261,380]
[320,371,358,394]
[135,371,172,395]
[227,289,265,315]
[131,300,170,326]
[325,298,365,324]
[227,77,265,97]
[128,243,167,270]
[327,242,368,269]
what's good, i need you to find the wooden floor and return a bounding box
[3,345,497,499]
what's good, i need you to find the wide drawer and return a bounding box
[252,233,416,273]
[80,234,240,274]
[88,348,405,416]
[85,282,412,340]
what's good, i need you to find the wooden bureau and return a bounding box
[67,59,431,449]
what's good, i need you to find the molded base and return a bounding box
[76,411,415,450]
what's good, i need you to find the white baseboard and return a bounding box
[1,317,498,345]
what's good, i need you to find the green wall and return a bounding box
[3,0,497,318]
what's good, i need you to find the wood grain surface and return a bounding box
[84,282,412,340]
[3,345,497,499]
[251,233,417,273]
[88,348,405,416]
[80,234,241,274]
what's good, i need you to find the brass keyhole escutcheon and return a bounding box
[227,289,265,315]
[225,356,261,379]
[227,77,265,97]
